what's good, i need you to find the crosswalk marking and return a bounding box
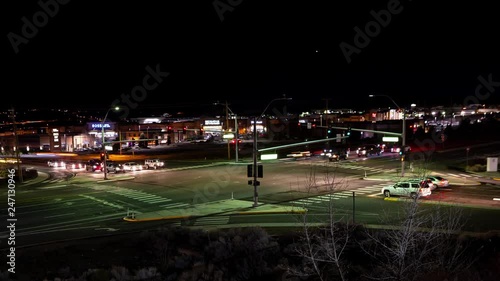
[84,184,173,204]
[193,216,229,226]
[289,182,391,206]
[292,160,389,173]
[161,202,191,209]
[446,173,474,178]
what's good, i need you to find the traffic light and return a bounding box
[100,152,105,161]
[346,127,351,137]
[182,127,187,134]
[167,126,172,133]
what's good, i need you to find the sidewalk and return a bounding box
[123,199,307,222]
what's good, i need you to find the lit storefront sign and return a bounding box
[91,123,111,129]
[52,128,59,144]
[204,120,220,125]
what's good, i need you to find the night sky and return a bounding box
[4,0,500,116]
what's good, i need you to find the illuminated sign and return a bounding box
[205,120,220,125]
[91,123,111,129]
[261,154,278,160]
[382,137,399,142]
[250,120,263,124]
[52,128,59,143]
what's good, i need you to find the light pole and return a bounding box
[102,106,119,180]
[369,94,406,177]
[214,102,239,162]
[252,97,292,207]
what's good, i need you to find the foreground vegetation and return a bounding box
[2,222,500,281]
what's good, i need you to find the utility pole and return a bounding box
[9,107,23,183]
[321,98,331,127]
[226,100,230,160]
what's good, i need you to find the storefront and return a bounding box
[201,119,223,142]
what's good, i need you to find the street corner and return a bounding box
[123,214,190,222]
[235,205,308,215]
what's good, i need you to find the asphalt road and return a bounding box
[2,141,500,249]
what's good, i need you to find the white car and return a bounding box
[122,162,143,171]
[381,180,432,199]
[144,159,165,169]
[426,176,449,188]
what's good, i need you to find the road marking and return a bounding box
[85,184,173,205]
[79,194,125,209]
[193,216,229,226]
[161,202,191,209]
[44,213,75,218]
[38,184,68,189]
[493,198,500,201]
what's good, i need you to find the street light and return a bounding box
[369,94,406,177]
[102,106,119,180]
[213,102,239,162]
[252,97,292,207]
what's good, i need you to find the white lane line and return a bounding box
[44,213,75,219]
[38,185,68,189]
[493,198,500,201]
[161,202,190,209]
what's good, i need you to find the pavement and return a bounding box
[123,199,307,222]
[13,161,500,223]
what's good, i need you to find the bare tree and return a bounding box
[358,197,473,281]
[285,161,354,281]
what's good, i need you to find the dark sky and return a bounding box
[4,0,500,116]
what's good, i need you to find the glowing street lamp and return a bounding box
[369,94,406,177]
[102,106,119,180]
[251,97,292,207]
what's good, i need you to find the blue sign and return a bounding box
[91,123,111,129]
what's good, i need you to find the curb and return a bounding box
[361,177,388,181]
[18,171,50,187]
[235,209,308,215]
[123,215,190,222]
[122,209,308,222]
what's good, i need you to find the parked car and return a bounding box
[86,159,103,172]
[122,162,143,171]
[357,144,383,157]
[381,179,432,199]
[144,159,165,169]
[106,162,125,173]
[426,175,449,188]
